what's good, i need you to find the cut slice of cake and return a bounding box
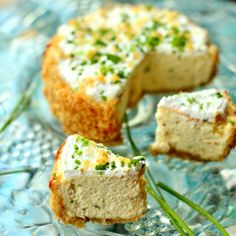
[151,89,236,161]
[42,4,218,144]
[49,134,146,227]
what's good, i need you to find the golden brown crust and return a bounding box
[42,36,122,144]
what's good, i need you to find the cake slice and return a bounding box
[49,134,146,227]
[151,89,236,161]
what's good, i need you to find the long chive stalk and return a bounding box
[0,80,36,134]
[156,181,229,236]
[124,113,194,235]
[146,186,191,235]
[124,113,229,236]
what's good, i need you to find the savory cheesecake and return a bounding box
[49,134,146,227]
[151,89,236,161]
[42,4,218,144]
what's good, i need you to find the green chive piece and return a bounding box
[106,54,122,63]
[111,161,116,169]
[94,39,106,46]
[146,36,161,48]
[75,160,81,165]
[117,70,125,78]
[75,149,83,156]
[100,91,107,101]
[95,162,109,171]
[171,31,188,51]
[187,97,196,104]
[216,92,223,98]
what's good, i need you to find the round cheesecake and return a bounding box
[42,4,219,144]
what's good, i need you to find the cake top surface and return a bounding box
[60,134,145,179]
[57,4,209,102]
[158,89,228,122]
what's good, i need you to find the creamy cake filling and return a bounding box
[57,5,209,102]
[61,134,145,179]
[158,89,228,122]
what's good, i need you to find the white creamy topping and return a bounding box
[57,5,209,102]
[60,135,145,179]
[158,89,228,122]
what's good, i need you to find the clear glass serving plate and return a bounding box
[0,0,236,235]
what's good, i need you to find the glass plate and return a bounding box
[0,0,236,235]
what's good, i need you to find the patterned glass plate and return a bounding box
[0,0,236,235]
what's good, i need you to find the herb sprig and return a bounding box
[124,113,229,236]
[0,80,37,134]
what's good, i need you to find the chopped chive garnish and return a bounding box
[94,39,106,46]
[100,91,107,101]
[128,156,145,168]
[81,60,87,65]
[75,160,81,165]
[229,120,235,125]
[98,28,110,36]
[114,80,121,84]
[82,138,89,146]
[106,54,122,64]
[187,97,196,104]
[121,160,125,167]
[95,162,109,171]
[171,26,180,34]
[100,65,114,75]
[216,92,223,98]
[67,40,74,44]
[111,161,116,169]
[76,136,89,146]
[146,36,161,48]
[171,32,188,51]
[117,70,125,78]
[75,149,83,156]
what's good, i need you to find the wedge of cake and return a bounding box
[49,134,146,227]
[42,4,218,144]
[151,89,236,161]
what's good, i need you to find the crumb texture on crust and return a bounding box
[42,4,219,144]
[49,137,147,227]
[151,90,236,161]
